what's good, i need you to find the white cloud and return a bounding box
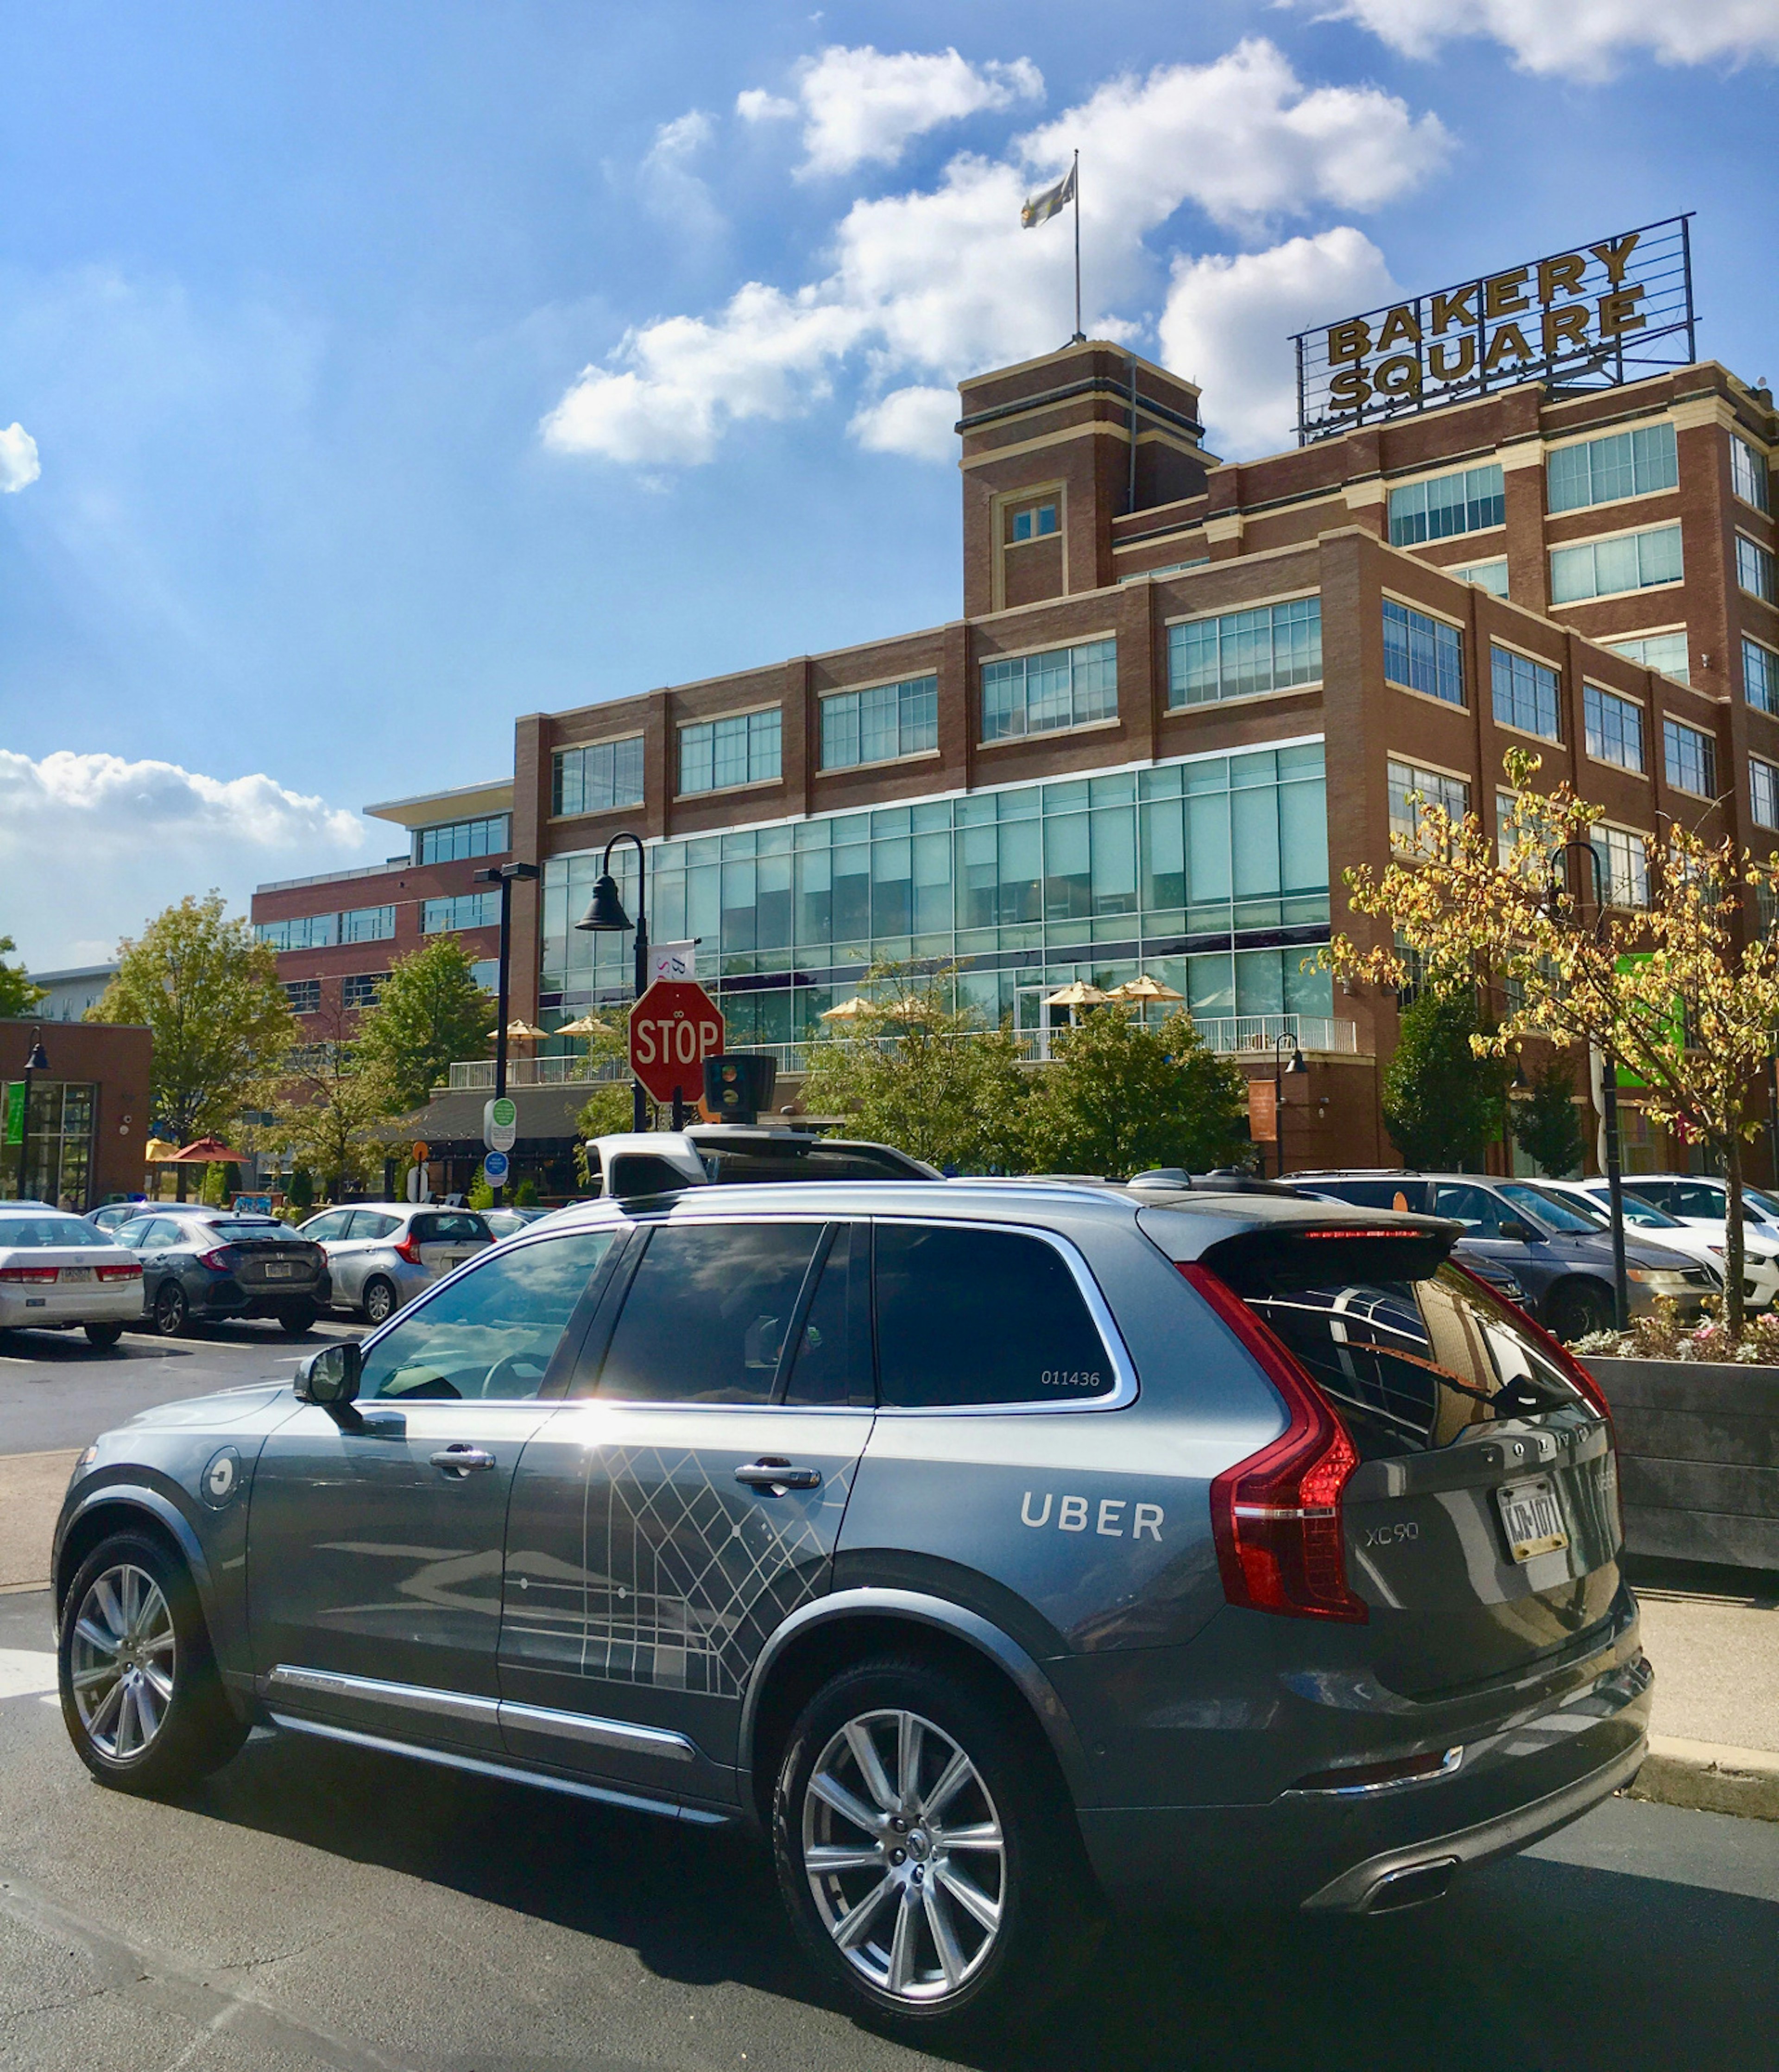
[638,110,721,234]
[1302,0,1779,76]
[545,38,1448,468]
[850,385,959,460]
[0,423,40,492]
[784,44,1043,177]
[736,88,797,124]
[1158,228,1398,456]
[0,752,370,967]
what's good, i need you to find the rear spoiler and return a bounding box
[1137,1201,1461,1288]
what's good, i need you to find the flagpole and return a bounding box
[1071,150,1083,342]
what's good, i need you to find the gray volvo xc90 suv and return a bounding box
[52,1179,1650,2036]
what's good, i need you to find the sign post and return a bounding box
[628,980,725,1112]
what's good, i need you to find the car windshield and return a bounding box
[0,1215,116,1248]
[1591,1189,1681,1228]
[1498,1182,1604,1234]
[1745,1188,1779,1221]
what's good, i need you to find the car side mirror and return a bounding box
[295,1339,361,1409]
[1496,1219,1539,1243]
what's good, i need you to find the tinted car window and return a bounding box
[1431,1185,1514,1236]
[1499,1183,1601,1234]
[300,1211,352,1242]
[210,1219,299,1243]
[350,1211,402,1240]
[783,1225,867,1408]
[874,1223,1113,1408]
[1314,1179,1432,1213]
[0,1215,114,1248]
[358,1230,618,1402]
[597,1222,826,1405]
[412,1212,489,1244]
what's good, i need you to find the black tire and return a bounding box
[152,1281,191,1336]
[361,1277,397,1327]
[276,1301,318,1337]
[83,1323,125,1349]
[1547,1279,1613,1343]
[772,1657,1100,2039]
[57,1529,249,1794]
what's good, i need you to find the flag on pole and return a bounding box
[1020,161,1076,229]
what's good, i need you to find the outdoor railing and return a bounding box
[439,1013,1356,1093]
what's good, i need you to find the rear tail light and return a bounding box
[95,1262,143,1282]
[1179,1262,1367,1624]
[196,1246,234,1271]
[393,1234,423,1266]
[0,1266,59,1284]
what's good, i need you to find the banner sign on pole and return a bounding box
[648,940,699,984]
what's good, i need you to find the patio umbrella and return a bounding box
[555,1014,615,1038]
[489,1018,550,1042]
[819,996,872,1021]
[143,1138,180,1162]
[1042,981,1110,1011]
[1105,973,1184,1004]
[168,1136,249,1163]
[880,995,940,1021]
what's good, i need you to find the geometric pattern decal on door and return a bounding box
[583,1449,857,1697]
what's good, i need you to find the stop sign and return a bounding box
[628,980,725,1103]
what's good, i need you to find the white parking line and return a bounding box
[0,1648,59,1699]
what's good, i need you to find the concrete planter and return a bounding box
[1582,1357,1779,1572]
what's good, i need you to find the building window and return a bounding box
[820,676,939,771]
[552,738,644,818]
[2,1080,96,1211]
[1167,599,1321,709]
[1731,435,1772,514]
[1388,760,1469,846]
[1663,718,1717,799]
[679,708,782,795]
[255,913,339,951]
[1118,557,1209,582]
[1606,631,1690,684]
[469,960,499,992]
[1549,523,1683,605]
[1746,636,1779,716]
[1006,499,1059,543]
[340,904,396,943]
[1738,534,1777,603]
[1491,645,1561,740]
[983,637,1118,740]
[1388,463,1505,546]
[423,890,502,934]
[1382,600,1464,706]
[281,979,321,1015]
[1583,684,1644,772]
[1590,824,1650,908]
[1453,558,1509,596]
[415,814,510,865]
[1752,757,1779,832]
[1546,422,1678,514]
[343,973,388,1010]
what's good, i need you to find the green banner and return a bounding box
[3,1083,21,1149]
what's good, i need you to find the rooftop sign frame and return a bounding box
[1292,214,1697,446]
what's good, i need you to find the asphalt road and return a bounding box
[0,1319,364,1455]
[0,1579,1772,2072]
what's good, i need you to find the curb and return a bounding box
[1628,1735,1779,1822]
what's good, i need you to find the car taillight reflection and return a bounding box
[1177,1261,1368,1624]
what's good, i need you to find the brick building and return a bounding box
[2,1017,152,1210]
[252,321,1779,1179]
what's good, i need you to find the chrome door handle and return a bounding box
[431,1445,496,1477]
[734,1459,821,1493]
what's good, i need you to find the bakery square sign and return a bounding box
[1293,215,1697,443]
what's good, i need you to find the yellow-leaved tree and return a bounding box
[1325,749,1779,1336]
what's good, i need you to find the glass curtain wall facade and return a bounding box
[2,1081,96,1210]
[541,741,1332,1049]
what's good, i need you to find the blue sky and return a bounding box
[2,0,1776,967]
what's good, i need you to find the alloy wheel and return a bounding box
[801,1707,1006,2004]
[154,1285,187,1335]
[69,1563,176,1760]
[364,1279,395,1325]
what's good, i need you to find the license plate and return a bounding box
[1496,1476,1569,1563]
[58,1266,93,1283]
[263,1262,297,1279]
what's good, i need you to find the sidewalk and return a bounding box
[0,1449,79,1592]
[1625,1557,1779,1822]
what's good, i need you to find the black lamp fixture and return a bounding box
[575,830,650,1132]
[1273,1031,1306,1182]
[14,1025,47,1202]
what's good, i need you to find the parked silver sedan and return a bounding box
[296,1204,493,1324]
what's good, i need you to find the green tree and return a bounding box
[799,964,1029,1171]
[89,895,296,1194]
[272,1004,401,1200]
[1022,1005,1249,1179]
[352,936,494,1113]
[572,1006,647,1177]
[1380,985,1512,1171]
[1514,1059,1586,1178]
[289,1167,315,1213]
[0,936,45,1019]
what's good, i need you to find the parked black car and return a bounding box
[1295,1172,1716,1339]
[112,1207,331,1336]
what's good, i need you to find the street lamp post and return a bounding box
[473,861,541,1207]
[1549,838,1630,1330]
[574,831,650,1133]
[11,1026,48,1202]
[1273,1031,1306,1181]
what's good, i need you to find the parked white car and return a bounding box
[0,1208,145,1346]
[1544,1177,1779,1312]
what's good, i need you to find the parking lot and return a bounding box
[0,1326,1776,2070]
